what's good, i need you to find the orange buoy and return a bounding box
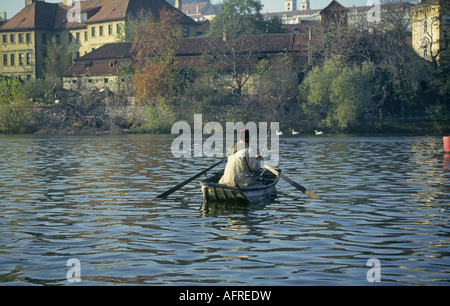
[444,153,450,170]
[444,136,450,153]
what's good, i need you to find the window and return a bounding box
[68,33,72,43]
[27,75,31,80]
[422,38,429,58]
[18,34,23,43]
[117,24,122,35]
[56,34,61,44]
[26,33,31,44]
[76,32,80,42]
[19,53,24,65]
[3,54,7,66]
[2,35,6,44]
[10,54,15,66]
[424,19,428,34]
[109,24,113,35]
[10,34,15,44]
[26,53,31,65]
[84,31,88,41]
[91,27,96,37]
[99,26,103,36]
[183,28,189,37]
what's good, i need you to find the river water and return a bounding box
[0,134,449,286]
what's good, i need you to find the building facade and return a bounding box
[300,0,311,11]
[411,0,449,63]
[0,0,199,80]
[181,1,220,22]
[286,0,297,12]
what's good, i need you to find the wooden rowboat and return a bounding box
[200,168,280,204]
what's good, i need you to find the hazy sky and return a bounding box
[0,0,371,20]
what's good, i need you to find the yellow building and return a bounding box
[0,0,199,80]
[411,0,449,64]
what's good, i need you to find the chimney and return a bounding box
[175,0,182,10]
[63,0,74,6]
[0,12,7,21]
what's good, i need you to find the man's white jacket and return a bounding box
[218,140,262,187]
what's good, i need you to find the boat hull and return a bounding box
[200,169,280,204]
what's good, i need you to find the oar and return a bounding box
[264,165,321,200]
[154,159,224,200]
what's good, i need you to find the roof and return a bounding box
[0,1,59,31]
[348,2,413,14]
[263,9,321,19]
[182,2,209,15]
[282,20,321,33]
[1,0,197,32]
[63,33,311,76]
[74,41,134,61]
[320,0,349,14]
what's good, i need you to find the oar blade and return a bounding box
[304,189,321,200]
[264,165,320,200]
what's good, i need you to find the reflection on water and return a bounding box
[0,134,449,285]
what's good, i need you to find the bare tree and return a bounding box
[204,0,266,95]
[204,35,259,95]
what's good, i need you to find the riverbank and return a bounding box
[3,88,449,136]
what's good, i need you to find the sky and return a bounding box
[0,0,373,20]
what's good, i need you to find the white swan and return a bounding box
[315,130,324,135]
[292,130,299,135]
[276,130,283,136]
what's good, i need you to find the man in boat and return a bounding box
[219,129,263,187]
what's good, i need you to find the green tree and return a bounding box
[43,37,72,86]
[117,9,155,42]
[0,76,28,133]
[207,0,265,37]
[301,57,375,130]
[264,17,284,34]
[23,78,55,104]
[116,62,135,95]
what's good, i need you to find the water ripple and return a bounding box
[0,135,449,285]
